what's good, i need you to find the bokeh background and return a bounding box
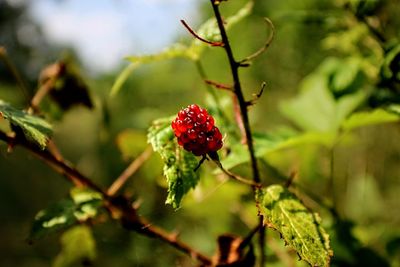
[0,0,399,266]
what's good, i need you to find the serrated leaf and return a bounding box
[53,225,96,267]
[0,99,52,149]
[29,187,103,240]
[148,117,199,209]
[260,185,332,267]
[341,108,400,130]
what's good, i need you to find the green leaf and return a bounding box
[53,225,96,267]
[260,185,332,266]
[148,117,199,209]
[29,187,103,240]
[280,74,367,132]
[341,108,400,130]
[0,99,52,149]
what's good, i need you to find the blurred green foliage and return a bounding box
[0,0,400,266]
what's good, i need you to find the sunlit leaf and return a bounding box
[280,73,367,132]
[341,108,400,130]
[259,185,332,267]
[148,117,199,209]
[0,99,52,149]
[29,187,103,240]
[53,225,96,267]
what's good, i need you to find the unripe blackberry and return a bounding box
[171,104,223,156]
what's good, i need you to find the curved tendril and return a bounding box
[239,17,275,66]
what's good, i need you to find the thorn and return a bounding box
[246,82,266,107]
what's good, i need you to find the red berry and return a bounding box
[171,104,223,156]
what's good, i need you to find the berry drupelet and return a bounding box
[171,104,223,156]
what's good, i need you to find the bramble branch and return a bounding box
[0,130,212,265]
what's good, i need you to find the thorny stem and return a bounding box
[0,130,212,265]
[210,1,261,185]
[210,1,265,265]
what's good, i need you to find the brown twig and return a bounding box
[107,146,153,196]
[180,19,224,47]
[0,130,212,265]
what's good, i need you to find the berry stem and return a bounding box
[211,156,261,188]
